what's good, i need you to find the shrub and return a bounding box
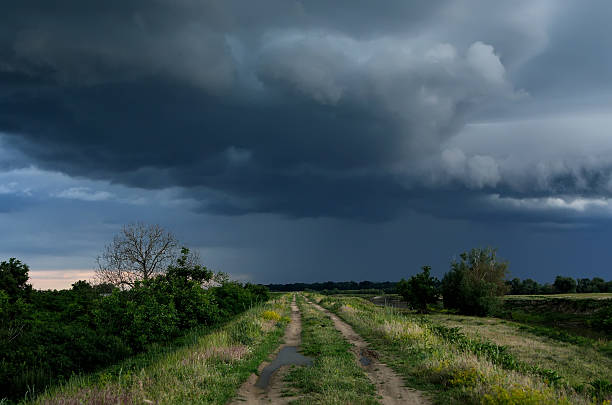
[0,254,270,402]
[0,258,32,301]
[553,276,577,294]
[397,266,439,313]
[261,310,281,321]
[212,282,269,320]
[483,385,571,405]
[591,303,612,333]
[442,247,508,316]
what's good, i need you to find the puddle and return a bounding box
[255,346,313,389]
[360,356,371,366]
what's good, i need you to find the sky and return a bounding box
[2,1,612,289]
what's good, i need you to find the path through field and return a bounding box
[305,297,429,405]
[229,295,307,404]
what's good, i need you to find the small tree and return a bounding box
[397,266,439,313]
[0,258,32,301]
[442,247,509,316]
[553,276,577,294]
[0,258,31,345]
[96,223,181,288]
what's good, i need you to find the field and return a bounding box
[18,292,612,404]
[314,293,612,404]
[505,293,612,300]
[499,293,612,341]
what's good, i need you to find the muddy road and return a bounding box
[305,297,429,405]
[229,295,310,404]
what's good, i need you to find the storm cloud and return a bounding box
[2,1,612,285]
[0,0,550,220]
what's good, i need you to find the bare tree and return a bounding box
[95,223,180,288]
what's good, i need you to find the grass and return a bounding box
[283,295,378,404]
[428,314,612,388]
[505,293,612,300]
[313,294,610,405]
[31,295,292,405]
[498,294,612,341]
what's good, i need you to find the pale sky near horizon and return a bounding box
[2,1,612,289]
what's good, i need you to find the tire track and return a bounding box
[228,295,307,404]
[305,297,430,405]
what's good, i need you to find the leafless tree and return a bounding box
[95,223,180,288]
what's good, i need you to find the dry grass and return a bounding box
[429,314,612,387]
[316,294,607,405]
[506,293,612,300]
[181,345,250,365]
[40,386,136,405]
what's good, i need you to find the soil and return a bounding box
[228,295,307,404]
[306,298,430,405]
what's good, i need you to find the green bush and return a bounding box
[590,303,612,333]
[212,282,269,320]
[397,266,439,313]
[442,247,509,316]
[0,254,270,402]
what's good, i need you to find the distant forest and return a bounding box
[267,281,397,293]
[267,276,612,295]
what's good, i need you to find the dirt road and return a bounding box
[305,297,429,405]
[229,295,307,404]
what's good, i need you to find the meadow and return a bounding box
[4,290,610,404]
[3,246,611,405]
[312,293,612,405]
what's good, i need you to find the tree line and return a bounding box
[0,224,269,402]
[397,247,612,317]
[268,274,612,297]
[267,281,398,293]
[507,276,612,295]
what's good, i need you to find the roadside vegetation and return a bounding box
[314,294,611,404]
[0,223,271,403]
[283,295,378,404]
[499,295,612,339]
[427,313,612,388]
[3,237,612,404]
[32,295,291,404]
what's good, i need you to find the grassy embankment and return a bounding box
[506,293,612,300]
[312,294,611,405]
[28,295,292,405]
[282,294,378,404]
[499,294,611,340]
[371,292,611,346]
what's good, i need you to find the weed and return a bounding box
[482,385,572,405]
[284,296,378,404]
[314,294,596,405]
[261,310,281,321]
[590,379,612,402]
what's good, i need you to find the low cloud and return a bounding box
[54,187,113,202]
[0,1,610,225]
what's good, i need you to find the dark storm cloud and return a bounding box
[1,0,611,222]
[515,0,612,96]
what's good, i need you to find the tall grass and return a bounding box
[31,295,292,405]
[283,295,378,404]
[314,294,610,405]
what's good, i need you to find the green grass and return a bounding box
[497,294,612,341]
[31,296,292,405]
[505,293,612,300]
[428,314,612,388]
[314,294,609,405]
[283,295,378,404]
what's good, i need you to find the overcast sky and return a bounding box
[2,1,612,289]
